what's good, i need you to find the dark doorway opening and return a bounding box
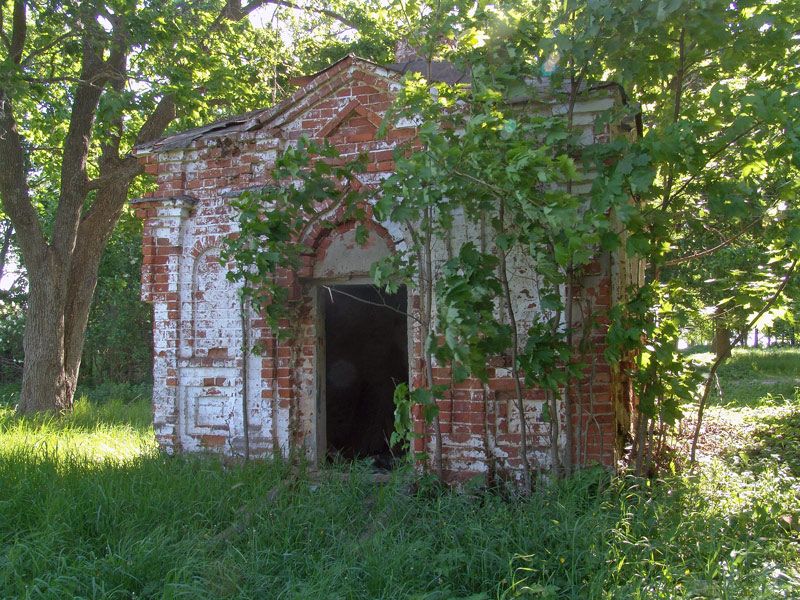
[323,284,407,467]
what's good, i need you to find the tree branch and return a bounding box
[658,26,686,212]
[451,167,505,198]
[10,0,26,64]
[0,94,47,266]
[135,94,177,146]
[51,4,112,256]
[664,212,763,267]
[256,0,357,29]
[0,4,11,52]
[0,2,46,265]
[21,30,82,67]
[215,0,357,30]
[85,156,141,192]
[668,123,760,205]
[321,285,423,324]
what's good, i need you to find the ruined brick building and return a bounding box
[133,52,639,481]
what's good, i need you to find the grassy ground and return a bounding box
[1,354,798,599]
[689,346,800,408]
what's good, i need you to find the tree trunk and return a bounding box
[16,177,126,414]
[63,197,126,387]
[496,200,533,491]
[753,328,759,348]
[0,221,13,284]
[712,319,731,360]
[18,257,72,413]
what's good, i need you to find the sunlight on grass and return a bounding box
[0,395,157,464]
[687,347,800,408]
[0,371,798,598]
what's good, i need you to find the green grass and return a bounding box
[687,346,800,408]
[1,372,799,599]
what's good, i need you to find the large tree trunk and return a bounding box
[18,260,71,413]
[15,163,130,414]
[16,222,115,414]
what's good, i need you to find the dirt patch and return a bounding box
[677,404,800,469]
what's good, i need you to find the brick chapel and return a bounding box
[132,51,640,481]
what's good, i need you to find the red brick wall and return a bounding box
[132,57,629,480]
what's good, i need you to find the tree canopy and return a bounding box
[227,0,800,480]
[0,0,399,412]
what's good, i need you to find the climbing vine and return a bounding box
[223,138,370,331]
[225,0,800,484]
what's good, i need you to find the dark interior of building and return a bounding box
[323,284,408,467]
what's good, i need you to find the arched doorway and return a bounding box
[305,220,409,468]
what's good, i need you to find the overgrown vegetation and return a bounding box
[0,0,797,488]
[1,353,798,598]
[223,0,800,483]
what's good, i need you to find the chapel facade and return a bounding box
[133,53,639,481]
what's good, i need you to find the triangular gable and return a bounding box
[243,56,399,137]
[317,99,382,139]
[134,55,406,155]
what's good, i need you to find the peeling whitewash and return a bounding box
[133,55,631,480]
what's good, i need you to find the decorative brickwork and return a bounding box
[133,55,637,481]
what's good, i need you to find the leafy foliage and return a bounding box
[81,212,153,386]
[227,0,800,478]
[433,243,509,382]
[223,138,370,330]
[607,283,702,425]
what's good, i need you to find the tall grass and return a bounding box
[0,394,154,464]
[0,374,798,598]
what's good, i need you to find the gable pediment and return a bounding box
[242,56,398,137]
[135,56,411,155]
[317,99,382,140]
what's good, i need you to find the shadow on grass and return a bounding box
[735,408,800,478]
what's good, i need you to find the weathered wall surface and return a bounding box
[133,56,630,480]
